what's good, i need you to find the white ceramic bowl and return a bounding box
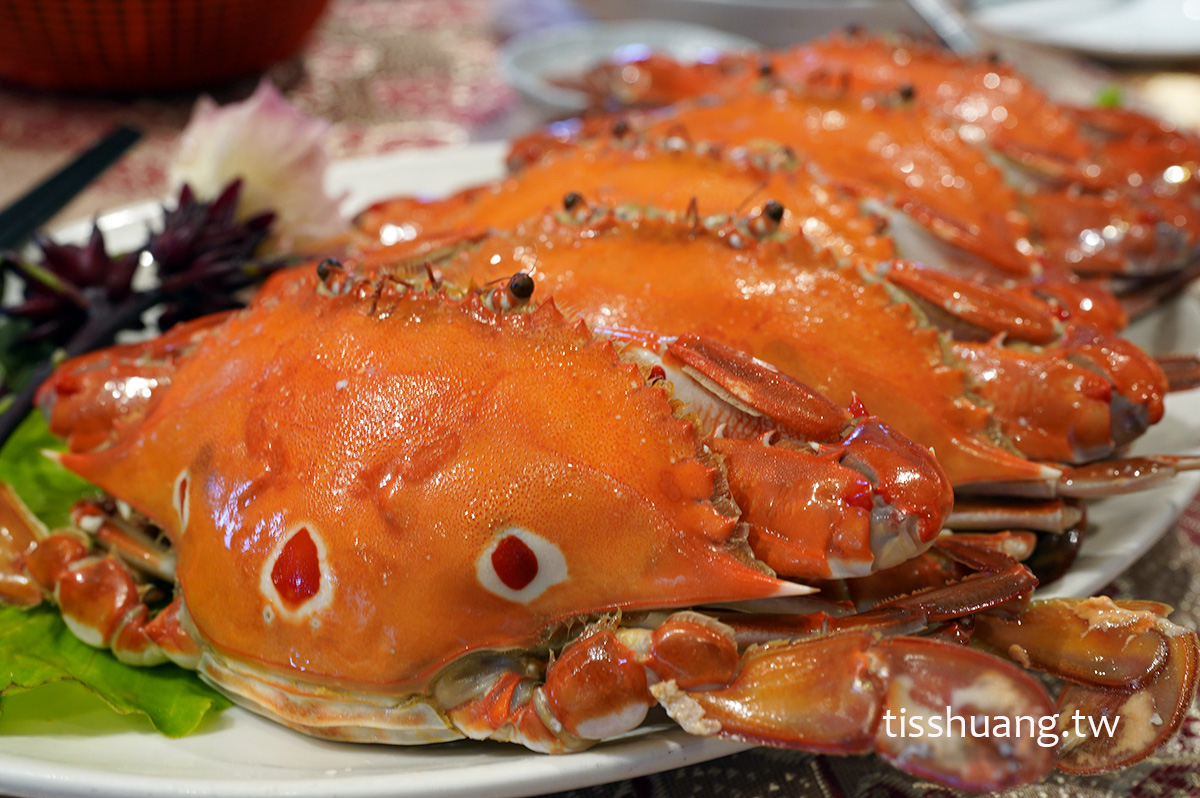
[500,20,760,115]
[571,0,927,49]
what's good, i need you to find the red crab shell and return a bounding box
[47,268,796,688]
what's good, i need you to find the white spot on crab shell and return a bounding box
[173,470,191,532]
[258,523,335,624]
[476,527,568,604]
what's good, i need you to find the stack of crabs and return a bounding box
[2,32,1200,793]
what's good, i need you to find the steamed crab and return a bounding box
[351,201,1198,541]
[534,30,1200,288]
[1,265,1196,792]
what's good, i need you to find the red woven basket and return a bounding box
[0,0,331,91]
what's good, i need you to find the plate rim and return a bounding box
[10,140,1198,798]
[970,0,1200,61]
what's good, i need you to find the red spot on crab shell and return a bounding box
[848,392,870,419]
[271,528,321,608]
[492,535,539,591]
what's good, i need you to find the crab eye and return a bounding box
[508,272,535,301]
[763,199,785,223]
[477,527,568,604]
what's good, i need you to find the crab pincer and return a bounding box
[654,333,953,579]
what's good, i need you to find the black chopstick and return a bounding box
[0,124,142,252]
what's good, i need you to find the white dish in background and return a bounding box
[970,0,1200,61]
[571,0,927,49]
[500,20,759,114]
[7,141,1199,798]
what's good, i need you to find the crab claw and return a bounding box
[37,313,232,454]
[660,334,954,579]
[973,597,1200,774]
[952,342,1129,465]
[660,633,1057,792]
[877,262,1169,466]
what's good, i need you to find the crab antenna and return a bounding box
[423,261,441,291]
[732,180,770,217]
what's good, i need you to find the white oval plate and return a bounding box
[971,0,1200,61]
[5,141,1198,798]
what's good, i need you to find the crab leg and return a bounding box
[0,483,194,667]
[805,532,1038,614]
[442,615,1057,791]
[947,498,1084,535]
[964,454,1200,501]
[0,484,49,608]
[712,534,1040,645]
[1155,351,1200,393]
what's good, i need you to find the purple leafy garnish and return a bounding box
[0,179,292,446]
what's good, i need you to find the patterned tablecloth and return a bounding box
[0,1,1197,796]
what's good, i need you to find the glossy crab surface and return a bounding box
[10,261,1199,794]
[354,203,1187,509]
[47,268,812,690]
[548,31,1200,282]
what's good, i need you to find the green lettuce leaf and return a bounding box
[0,411,98,529]
[0,412,231,735]
[0,604,230,736]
